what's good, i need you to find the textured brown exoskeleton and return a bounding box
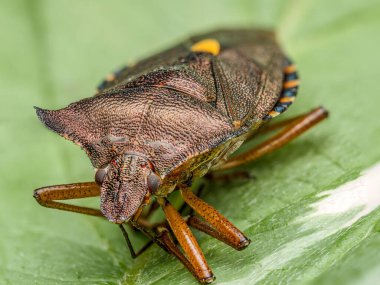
[34,29,328,283]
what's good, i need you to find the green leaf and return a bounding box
[1,0,380,284]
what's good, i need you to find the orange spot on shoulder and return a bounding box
[191,39,220,55]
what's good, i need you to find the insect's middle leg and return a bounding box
[154,225,211,283]
[157,197,215,284]
[138,184,206,226]
[180,187,250,250]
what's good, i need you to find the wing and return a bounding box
[96,43,190,92]
[97,29,287,127]
[190,29,287,124]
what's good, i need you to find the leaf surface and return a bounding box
[1,0,380,284]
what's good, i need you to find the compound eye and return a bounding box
[147,172,161,193]
[95,165,109,186]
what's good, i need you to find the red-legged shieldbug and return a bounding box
[34,29,328,283]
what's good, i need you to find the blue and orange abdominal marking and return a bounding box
[264,59,300,120]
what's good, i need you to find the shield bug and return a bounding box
[34,29,328,283]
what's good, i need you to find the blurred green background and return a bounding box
[1,0,380,284]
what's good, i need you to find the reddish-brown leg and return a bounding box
[135,185,206,229]
[154,226,207,281]
[34,182,156,259]
[34,182,103,217]
[157,197,215,284]
[255,113,305,136]
[181,187,250,250]
[219,107,328,171]
[185,216,244,250]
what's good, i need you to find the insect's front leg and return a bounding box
[35,182,160,261]
[34,182,103,217]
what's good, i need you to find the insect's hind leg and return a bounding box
[218,106,328,171]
